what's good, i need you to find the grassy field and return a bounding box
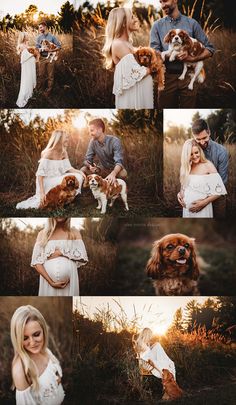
[0,218,117,296]
[0,29,77,108]
[0,119,163,217]
[163,142,236,217]
[73,303,236,404]
[73,25,236,108]
[0,297,74,404]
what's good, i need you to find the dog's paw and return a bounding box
[188,83,194,90]
[178,74,185,80]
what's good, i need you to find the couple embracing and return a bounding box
[16,118,127,210]
[178,119,228,218]
[16,21,61,107]
[103,0,214,109]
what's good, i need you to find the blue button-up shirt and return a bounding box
[84,135,124,170]
[204,139,229,184]
[36,32,61,57]
[150,13,215,54]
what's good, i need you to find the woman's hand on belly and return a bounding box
[189,198,208,213]
[48,249,63,260]
[49,278,70,289]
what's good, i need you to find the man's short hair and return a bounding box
[39,21,47,27]
[191,119,210,135]
[89,118,105,133]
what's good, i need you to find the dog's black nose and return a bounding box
[178,247,186,255]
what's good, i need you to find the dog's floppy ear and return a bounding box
[146,240,163,279]
[83,175,89,188]
[60,177,68,190]
[74,177,79,188]
[164,30,174,44]
[189,238,200,280]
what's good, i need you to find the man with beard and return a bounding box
[150,0,215,108]
[36,21,61,96]
[178,119,229,217]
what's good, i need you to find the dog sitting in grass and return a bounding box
[41,175,79,209]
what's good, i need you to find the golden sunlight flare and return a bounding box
[72,115,87,130]
[33,12,39,22]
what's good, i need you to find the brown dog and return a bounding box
[162,369,183,400]
[41,39,58,62]
[134,47,165,91]
[146,233,200,295]
[27,47,40,61]
[41,175,79,209]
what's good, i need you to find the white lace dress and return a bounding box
[113,53,153,109]
[15,349,65,405]
[140,342,176,379]
[31,239,88,296]
[16,158,84,209]
[183,173,227,218]
[16,48,36,108]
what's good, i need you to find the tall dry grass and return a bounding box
[73,22,236,108]
[0,28,76,107]
[0,115,163,216]
[73,300,236,403]
[0,297,73,403]
[164,141,236,216]
[0,218,117,296]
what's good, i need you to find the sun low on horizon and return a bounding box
[73,296,210,335]
[0,0,73,17]
[164,109,217,132]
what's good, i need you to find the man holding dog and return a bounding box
[36,21,61,96]
[150,0,215,108]
[178,119,229,217]
[80,118,128,185]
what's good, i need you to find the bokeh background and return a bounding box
[0,108,163,217]
[73,0,236,107]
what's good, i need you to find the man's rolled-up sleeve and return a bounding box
[52,35,61,49]
[218,149,229,184]
[113,138,124,168]
[193,20,215,55]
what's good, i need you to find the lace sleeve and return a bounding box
[31,242,46,266]
[36,158,73,177]
[60,240,88,268]
[113,53,148,96]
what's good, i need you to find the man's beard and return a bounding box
[163,5,176,16]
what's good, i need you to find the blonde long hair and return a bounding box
[42,129,68,155]
[11,305,48,391]
[132,328,154,355]
[102,7,132,70]
[39,218,76,247]
[16,32,28,55]
[180,139,207,187]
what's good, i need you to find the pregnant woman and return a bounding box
[102,7,153,109]
[31,218,88,296]
[16,32,37,108]
[11,305,65,405]
[132,328,176,379]
[16,129,85,210]
[179,139,227,217]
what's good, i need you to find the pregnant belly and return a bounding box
[44,257,73,281]
[184,189,208,208]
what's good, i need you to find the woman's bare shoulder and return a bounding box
[12,357,30,390]
[205,160,217,173]
[112,39,132,58]
[71,227,82,240]
[41,149,56,159]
